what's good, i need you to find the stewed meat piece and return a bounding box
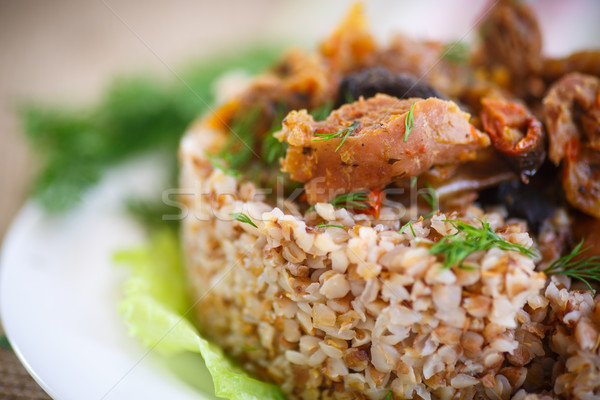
[277,94,490,203]
[543,73,600,217]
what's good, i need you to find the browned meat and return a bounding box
[478,0,543,97]
[542,51,600,82]
[278,94,490,203]
[366,34,469,98]
[562,147,600,218]
[544,73,600,217]
[480,98,546,182]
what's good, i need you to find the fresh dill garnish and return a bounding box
[219,107,261,169]
[544,239,600,292]
[429,219,537,269]
[310,101,334,121]
[316,222,347,229]
[344,90,355,104]
[331,191,373,210]
[313,121,360,152]
[442,41,469,64]
[229,212,258,228]
[207,154,240,176]
[420,183,438,218]
[399,221,416,237]
[261,105,288,166]
[21,46,281,212]
[404,102,416,142]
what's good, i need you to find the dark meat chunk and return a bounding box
[337,67,446,106]
[478,0,543,97]
[543,73,600,217]
[542,51,600,83]
[480,98,546,182]
[277,94,490,203]
[479,163,563,234]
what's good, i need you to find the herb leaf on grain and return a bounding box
[230,212,257,228]
[544,239,600,292]
[399,221,416,237]
[384,391,392,400]
[404,102,416,142]
[316,222,346,229]
[21,46,281,212]
[313,121,360,152]
[430,219,537,269]
[331,192,373,211]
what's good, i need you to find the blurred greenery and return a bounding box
[21,46,282,213]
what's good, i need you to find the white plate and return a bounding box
[0,155,218,400]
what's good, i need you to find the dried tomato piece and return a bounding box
[480,98,546,183]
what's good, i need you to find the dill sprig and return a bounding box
[229,212,257,228]
[261,105,288,166]
[316,222,346,229]
[399,221,416,237]
[404,102,416,142]
[420,183,438,219]
[544,239,600,292]
[313,121,360,152]
[430,219,537,269]
[310,101,334,121]
[207,154,240,177]
[331,191,373,211]
[442,41,469,64]
[21,46,280,212]
[219,107,261,169]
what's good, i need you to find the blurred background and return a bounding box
[0,0,599,398]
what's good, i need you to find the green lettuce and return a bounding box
[116,230,285,400]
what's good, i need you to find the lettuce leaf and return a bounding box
[116,230,285,400]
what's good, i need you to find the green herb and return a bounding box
[316,222,346,229]
[22,46,281,212]
[544,239,600,292]
[230,212,258,228]
[314,121,360,152]
[310,101,333,121]
[331,191,373,210]
[0,335,11,350]
[218,107,261,169]
[383,391,392,400]
[443,41,469,64]
[399,221,416,237]
[410,176,417,189]
[421,183,438,218]
[261,105,288,166]
[404,102,416,142]
[125,198,180,232]
[207,155,240,177]
[430,219,537,269]
[344,90,355,105]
